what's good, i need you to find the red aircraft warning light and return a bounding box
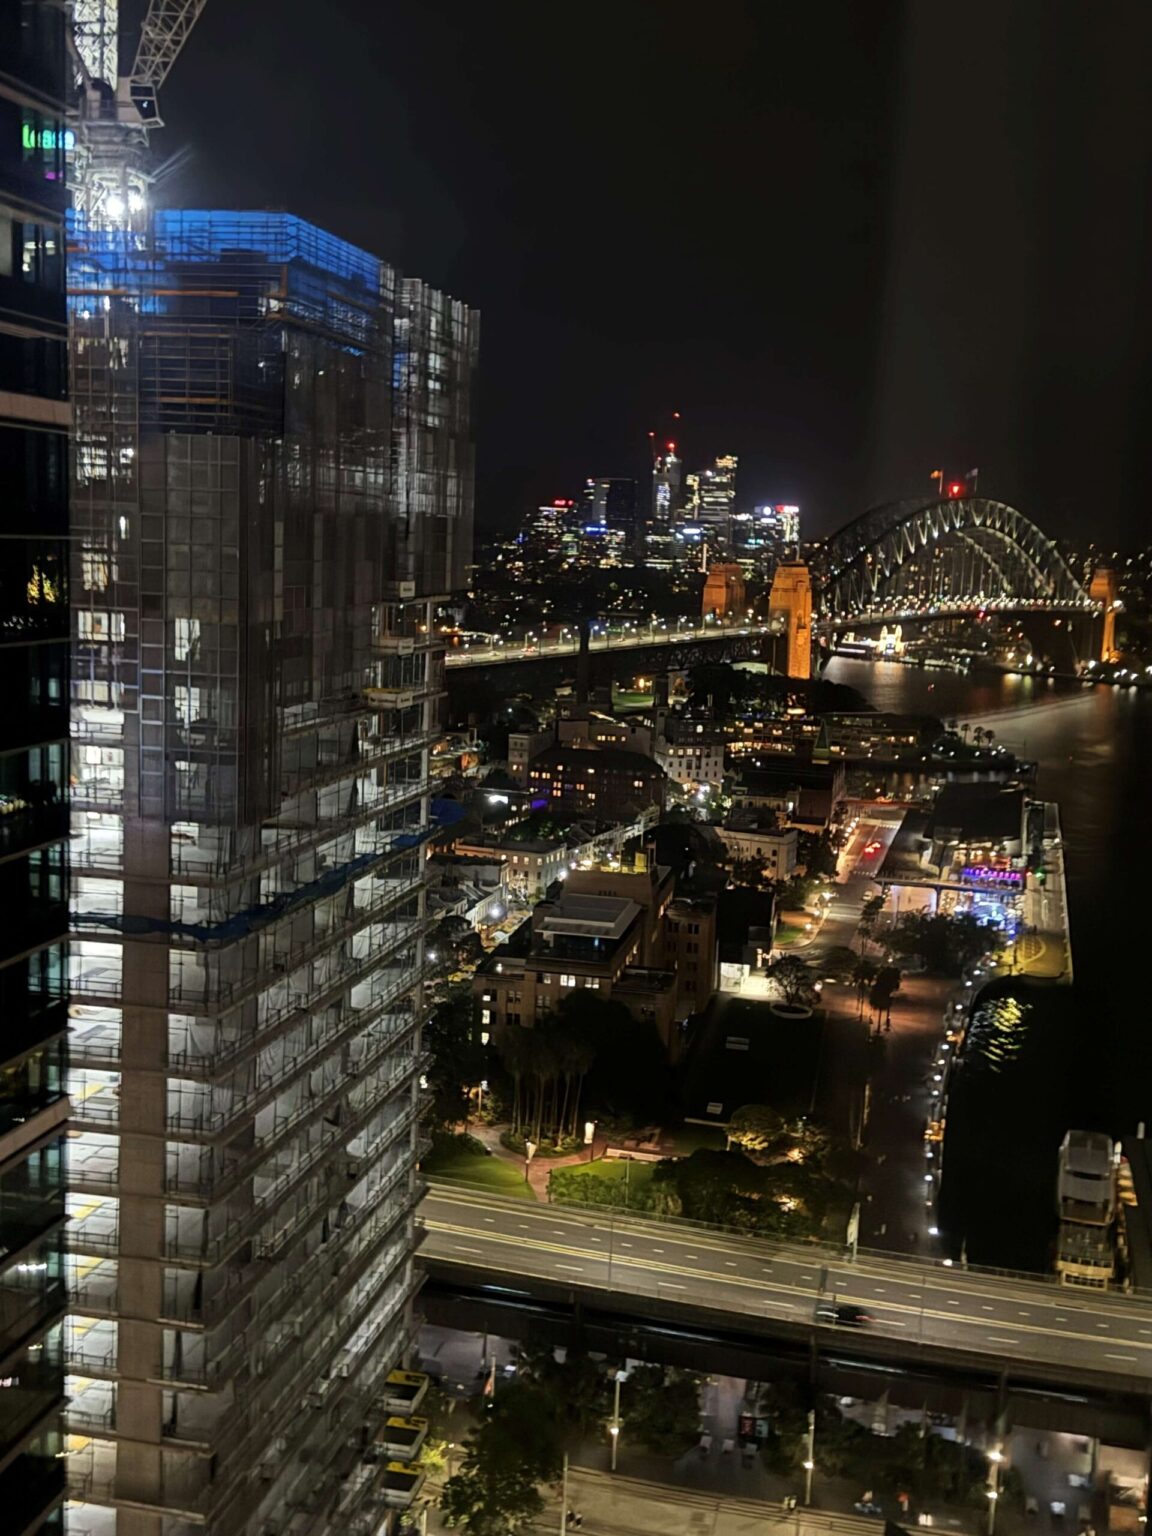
[947,481,965,498]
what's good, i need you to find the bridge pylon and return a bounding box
[768,562,813,679]
[1088,567,1119,662]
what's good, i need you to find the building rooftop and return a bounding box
[536,894,640,943]
[532,743,666,776]
[926,784,1025,844]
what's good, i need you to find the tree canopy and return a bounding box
[887,910,994,976]
[439,1381,563,1536]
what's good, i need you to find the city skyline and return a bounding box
[157,1,1152,542]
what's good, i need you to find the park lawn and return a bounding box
[559,1158,658,1201]
[422,1140,536,1199]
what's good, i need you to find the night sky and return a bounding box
[158,0,1152,542]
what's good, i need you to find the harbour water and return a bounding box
[824,659,1152,1265]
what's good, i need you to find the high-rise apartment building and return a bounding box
[64,209,476,1536]
[0,5,71,1533]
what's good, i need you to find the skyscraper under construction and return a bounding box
[64,208,477,1535]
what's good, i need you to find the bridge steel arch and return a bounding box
[817,497,1094,623]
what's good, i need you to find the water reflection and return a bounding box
[939,979,1077,1271]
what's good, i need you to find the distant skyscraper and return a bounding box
[696,454,739,538]
[0,4,71,1529]
[733,503,802,572]
[650,443,682,531]
[580,477,638,551]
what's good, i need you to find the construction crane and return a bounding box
[70,0,207,225]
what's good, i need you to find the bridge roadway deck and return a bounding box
[421,1185,1152,1395]
[445,622,765,668]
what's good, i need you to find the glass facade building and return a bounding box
[65,209,477,1535]
[0,4,72,1534]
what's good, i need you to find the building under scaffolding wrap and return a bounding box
[64,209,478,1536]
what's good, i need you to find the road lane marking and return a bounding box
[483,1216,495,1223]
[422,1218,1152,1358]
[725,1262,738,1268]
[1106,1354,1137,1362]
[555,1264,584,1272]
[988,1337,1019,1345]
[982,1306,994,1312]
[663,1283,686,1290]
[452,1245,483,1254]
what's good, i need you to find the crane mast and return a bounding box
[70,0,207,225]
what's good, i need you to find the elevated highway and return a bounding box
[421,1185,1152,1403]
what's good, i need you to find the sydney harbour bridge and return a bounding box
[817,495,1096,627]
[448,495,1110,675]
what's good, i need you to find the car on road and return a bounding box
[816,1301,873,1327]
[863,839,882,855]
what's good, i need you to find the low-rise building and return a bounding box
[1055,1129,1116,1289]
[664,895,719,1016]
[921,783,1025,878]
[452,815,648,900]
[425,853,511,929]
[508,727,554,785]
[558,707,653,757]
[475,890,679,1050]
[814,712,928,761]
[731,758,846,830]
[654,715,727,788]
[528,743,668,822]
[717,818,799,879]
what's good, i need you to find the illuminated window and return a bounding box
[560,974,576,988]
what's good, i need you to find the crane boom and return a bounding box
[131,0,208,91]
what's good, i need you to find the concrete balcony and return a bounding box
[166,1006,420,1145]
[164,1048,425,1204]
[163,1100,421,1268]
[168,953,424,1082]
[66,1194,119,1257]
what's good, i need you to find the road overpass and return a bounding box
[421,1184,1152,1401]
[445,619,770,670]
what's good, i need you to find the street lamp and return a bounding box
[803,1408,816,1505]
[609,1369,626,1472]
[986,1446,1004,1536]
[584,1120,596,1162]
[524,1139,538,1183]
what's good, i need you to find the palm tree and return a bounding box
[972,726,985,748]
[984,728,996,750]
[850,957,879,1019]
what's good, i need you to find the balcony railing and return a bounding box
[163,1101,420,1269]
[164,1049,426,1203]
[168,954,424,1082]
[165,1008,420,1143]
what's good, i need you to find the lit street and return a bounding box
[421,1183,1152,1386]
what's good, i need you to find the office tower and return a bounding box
[0,5,71,1533]
[579,477,638,551]
[691,454,738,546]
[521,499,578,567]
[65,210,477,1535]
[732,503,801,574]
[650,443,682,531]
